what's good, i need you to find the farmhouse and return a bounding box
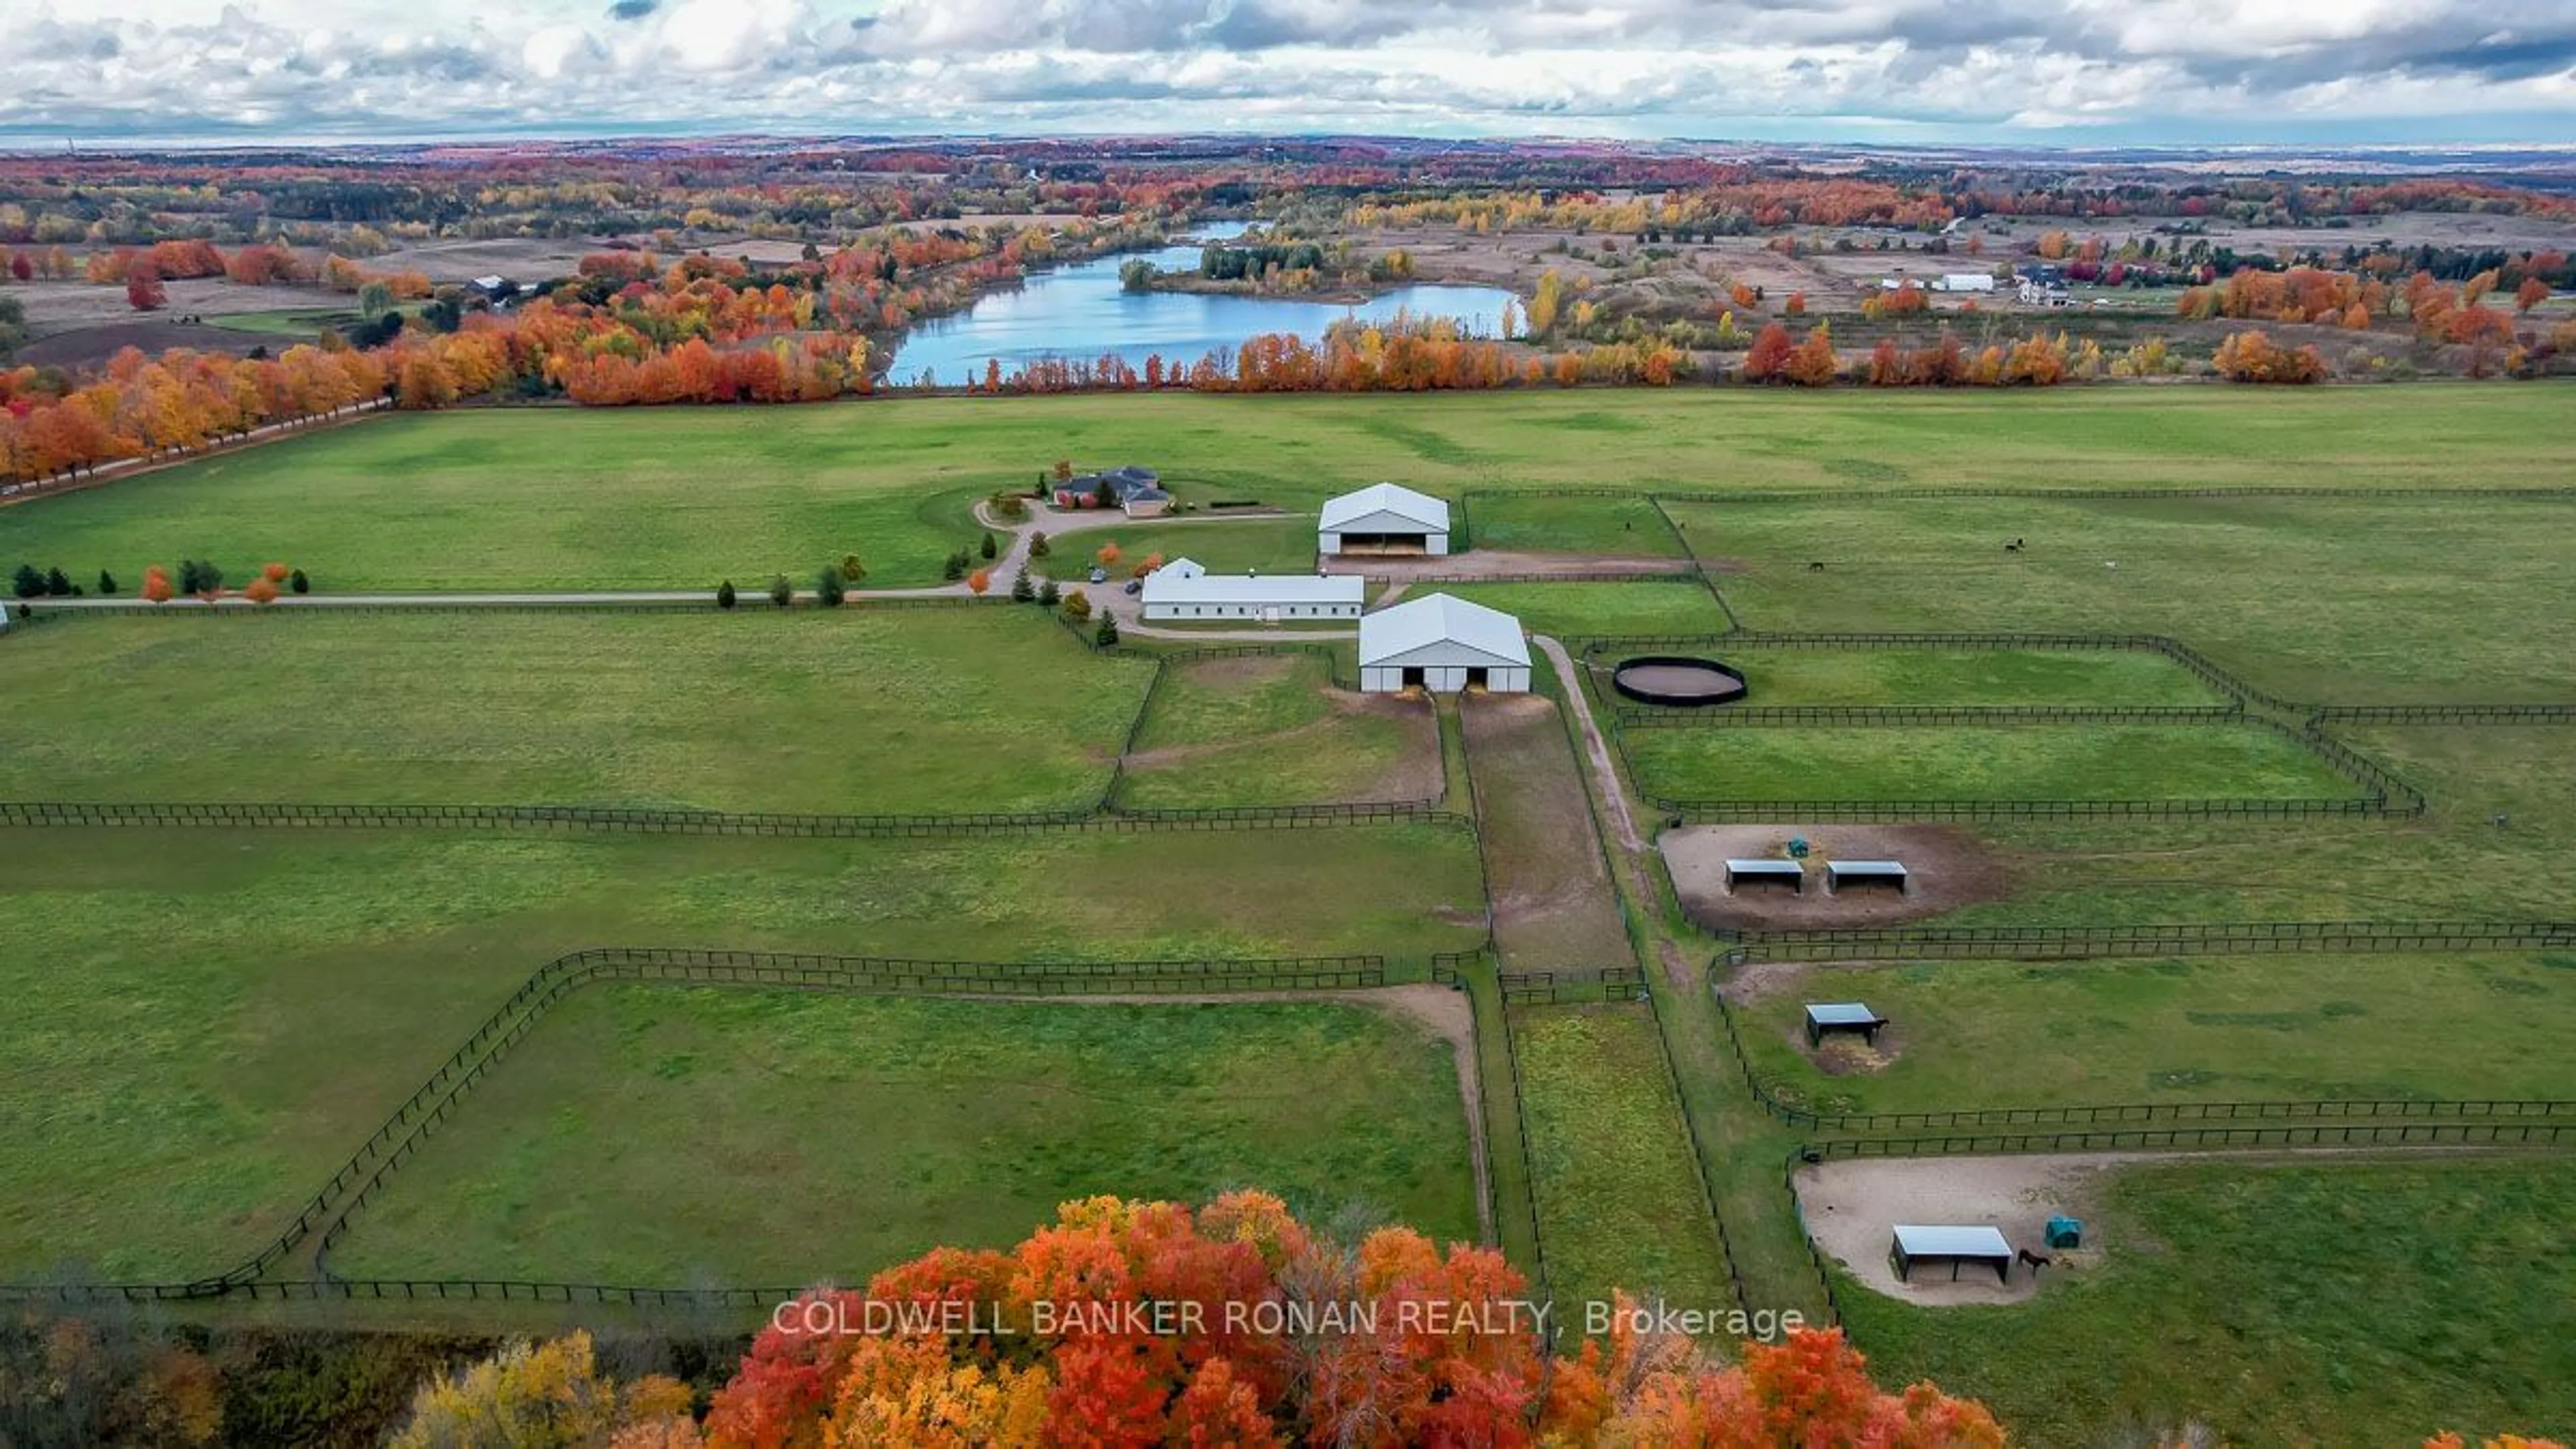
[1055,466,1166,513]
[1320,483,1451,557]
[1140,567,1364,622]
[1358,593,1529,694]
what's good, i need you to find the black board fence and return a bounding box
[1715,917,2574,964]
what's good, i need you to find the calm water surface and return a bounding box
[889,228,1517,385]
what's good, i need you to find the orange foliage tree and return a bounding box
[967,568,992,595]
[696,1193,2000,1449]
[2213,329,2329,384]
[1742,322,1796,382]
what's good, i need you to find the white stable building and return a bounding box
[1139,561,1364,623]
[1358,593,1530,694]
[1319,482,1452,557]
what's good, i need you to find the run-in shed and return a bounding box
[1803,1002,1888,1047]
[1889,1224,2014,1283]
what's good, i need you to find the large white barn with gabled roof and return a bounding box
[1319,482,1452,557]
[1140,561,1365,622]
[1358,593,1529,694]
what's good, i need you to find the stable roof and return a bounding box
[1358,593,1528,667]
[1320,482,1451,535]
[1804,1002,1883,1027]
[1159,557,1208,580]
[1892,1225,2012,1259]
[1142,572,1364,608]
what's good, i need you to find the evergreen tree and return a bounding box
[816,565,846,607]
[1037,578,1060,608]
[1094,614,1119,647]
[9,564,41,600]
[769,574,794,608]
[1010,571,1036,603]
[943,551,967,582]
[43,567,71,597]
[97,570,117,596]
[979,531,999,560]
[289,568,310,595]
[716,580,737,610]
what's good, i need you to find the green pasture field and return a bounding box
[1055,517,1318,577]
[1894,727,2576,928]
[1837,1155,2576,1444]
[1114,653,1437,810]
[7,386,2571,595]
[329,989,1481,1283]
[1732,951,2576,1119]
[0,609,1151,816]
[1460,693,1630,975]
[0,824,1487,1281]
[1513,1006,1735,1322]
[1619,722,2361,805]
[1458,493,1686,556]
[1431,581,1731,641]
[1659,492,2576,701]
[1680,647,2226,706]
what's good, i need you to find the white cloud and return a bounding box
[3,0,2571,139]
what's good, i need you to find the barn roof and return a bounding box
[1320,482,1451,534]
[1359,593,1529,667]
[1142,572,1365,607]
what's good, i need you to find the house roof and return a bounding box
[1142,572,1365,606]
[1320,482,1450,534]
[1359,593,1529,667]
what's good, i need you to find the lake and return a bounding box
[888,229,1519,386]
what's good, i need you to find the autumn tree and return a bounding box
[967,568,992,595]
[243,576,280,604]
[1742,321,1795,382]
[125,262,168,313]
[1096,542,1123,568]
[1062,589,1092,623]
[1784,291,1807,316]
[2516,276,2551,313]
[142,566,174,603]
[1029,532,1051,558]
[389,1331,695,1449]
[1527,269,1566,335]
[1785,324,1841,386]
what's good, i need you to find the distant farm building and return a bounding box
[1320,483,1452,557]
[1140,566,1364,623]
[1055,466,1166,514]
[1933,274,1996,294]
[1358,593,1529,694]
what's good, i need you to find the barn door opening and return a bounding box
[1401,666,1426,690]
[1465,666,1490,691]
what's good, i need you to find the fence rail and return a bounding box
[2309,702,2576,724]
[0,798,1474,838]
[1646,794,2389,822]
[1615,704,2247,729]
[1718,917,2575,963]
[1805,1120,2576,1157]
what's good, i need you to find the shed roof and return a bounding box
[1727,859,1805,876]
[1892,1225,2012,1259]
[1358,593,1529,667]
[1320,482,1451,534]
[1826,859,1909,877]
[1804,1002,1884,1026]
[1142,572,1365,607]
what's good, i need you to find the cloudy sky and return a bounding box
[7,0,2575,144]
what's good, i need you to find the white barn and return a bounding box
[1319,482,1452,557]
[1140,562,1364,623]
[1358,593,1530,694]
